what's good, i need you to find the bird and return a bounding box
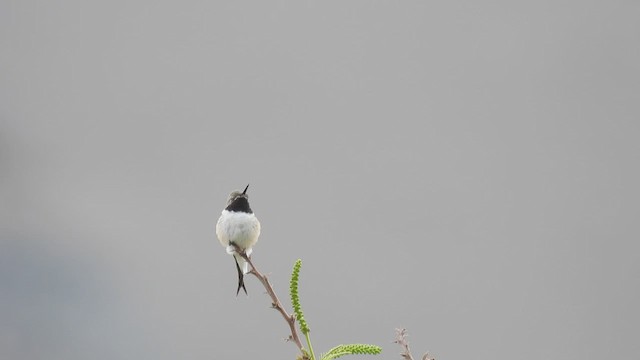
[216,184,261,295]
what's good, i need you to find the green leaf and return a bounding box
[290,259,310,334]
[321,344,382,360]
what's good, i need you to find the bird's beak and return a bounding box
[242,184,249,195]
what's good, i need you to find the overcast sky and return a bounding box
[1,1,639,359]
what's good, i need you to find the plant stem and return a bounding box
[242,253,306,354]
[304,331,316,360]
[394,328,414,360]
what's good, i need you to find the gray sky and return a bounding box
[1,1,639,359]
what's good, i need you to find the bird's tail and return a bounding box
[233,255,247,296]
[227,246,252,296]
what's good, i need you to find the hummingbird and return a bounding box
[216,184,261,295]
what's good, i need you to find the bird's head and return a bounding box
[226,184,250,207]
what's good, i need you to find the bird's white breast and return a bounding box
[216,210,261,251]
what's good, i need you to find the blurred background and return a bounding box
[1,1,639,359]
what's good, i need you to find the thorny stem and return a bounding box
[394,328,415,360]
[394,328,434,360]
[239,251,306,355]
